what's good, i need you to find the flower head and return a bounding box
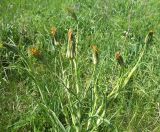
[115,52,125,67]
[91,45,99,65]
[51,27,57,37]
[51,27,60,46]
[66,28,76,59]
[29,47,41,58]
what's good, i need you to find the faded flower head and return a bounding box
[66,28,76,59]
[91,45,99,65]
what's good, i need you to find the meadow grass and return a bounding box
[0,0,160,131]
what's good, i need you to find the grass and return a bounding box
[0,0,160,131]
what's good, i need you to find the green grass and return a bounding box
[0,0,160,131]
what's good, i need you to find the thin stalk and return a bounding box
[87,65,97,130]
[73,59,79,94]
[107,44,147,99]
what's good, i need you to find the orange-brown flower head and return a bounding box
[115,52,125,67]
[29,47,41,58]
[51,27,60,46]
[66,28,76,59]
[144,30,154,44]
[51,27,57,37]
[91,45,99,65]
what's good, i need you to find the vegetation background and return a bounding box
[0,0,160,131]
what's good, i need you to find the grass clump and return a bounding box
[0,0,160,131]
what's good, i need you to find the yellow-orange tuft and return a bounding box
[29,47,41,58]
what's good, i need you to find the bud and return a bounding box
[144,30,154,44]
